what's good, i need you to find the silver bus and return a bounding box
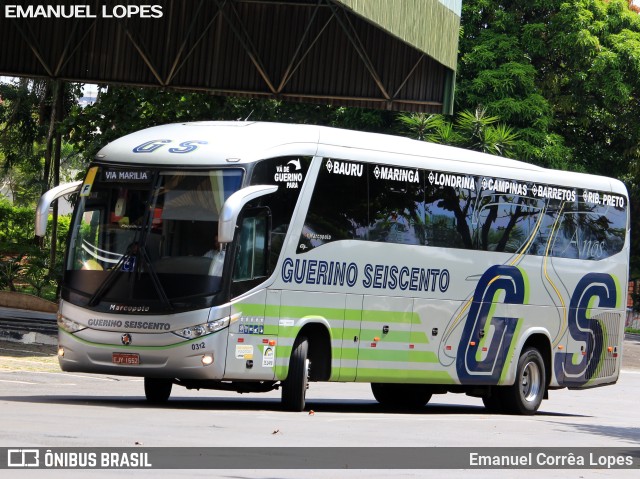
[37,121,629,414]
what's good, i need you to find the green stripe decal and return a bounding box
[60,328,213,350]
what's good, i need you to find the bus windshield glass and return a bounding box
[64,167,244,309]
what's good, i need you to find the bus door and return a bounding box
[226,289,277,379]
[335,294,362,381]
[224,207,278,380]
[355,295,413,382]
[279,289,346,381]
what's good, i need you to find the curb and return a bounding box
[0,330,57,346]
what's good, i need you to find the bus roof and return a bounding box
[95,121,627,196]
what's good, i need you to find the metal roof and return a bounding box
[0,0,460,113]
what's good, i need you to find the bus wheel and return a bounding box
[144,378,172,403]
[371,383,432,410]
[282,336,309,412]
[501,347,545,415]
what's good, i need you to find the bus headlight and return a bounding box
[173,316,230,339]
[57,313,86,333]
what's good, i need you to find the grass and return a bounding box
[626,327,640,335]
[0,341,59,372]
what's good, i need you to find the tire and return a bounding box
[144,377,172,403]
[282,337,309,411]
[500,347,546,415]
[371,383,432,410]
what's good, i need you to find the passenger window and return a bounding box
[368,165,425,245]
[298,159,368,253]
[424,173,475,249]
[476,195,541,253]
[570,198,626,260]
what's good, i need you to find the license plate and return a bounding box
[112,353,140,365]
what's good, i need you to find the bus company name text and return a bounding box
[4,4,163,19]
[281,258,450,293]
[88,318,171,331]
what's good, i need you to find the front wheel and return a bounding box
[281,337,309,411]
[144,377,172,403]
[500,347,546,415]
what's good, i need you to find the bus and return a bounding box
[36,121,629,414]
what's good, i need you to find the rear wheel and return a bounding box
[371,383,432,410]
[281,337,309,411]
[144,378,172,403]
[500,347,546,415]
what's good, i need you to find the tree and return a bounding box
[397,107,519,157]
[456,0,572,169]
[457,0,640,277]
[64,86,394,164]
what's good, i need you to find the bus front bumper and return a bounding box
[57,328,229,380]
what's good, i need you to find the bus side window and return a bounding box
[298,159,368,253]
[368,167,425,245]
[424,181,474,249]
[475,195,540,253]
[250,156,311,269]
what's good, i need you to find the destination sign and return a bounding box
[102,169,152,183]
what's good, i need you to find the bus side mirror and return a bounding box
[218,185,277,243]
[35,180,83,237]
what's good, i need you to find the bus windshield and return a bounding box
[64,167,244,311]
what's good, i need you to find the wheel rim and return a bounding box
[520,360,541,403]
[304,358,310,390]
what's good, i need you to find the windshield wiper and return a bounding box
[88,173,173,311]
[135,242,173,311]
[87,242,135,307]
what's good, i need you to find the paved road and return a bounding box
[0,332,638,478]
[0,344,639,479]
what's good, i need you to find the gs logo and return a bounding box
[554,273,617,386]
[456,266,618,387]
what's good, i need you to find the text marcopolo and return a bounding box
[4,4,163,19]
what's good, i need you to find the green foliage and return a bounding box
[0,198,70,299]
[396,113,454,143]
[456,0,573,168]
[396,107,519,157]
[455,0,640,276]
[22,251,55,298]
[64,87,394,165]
[0,253,24,292]
[537,0,640,178]
[0,198,34,246]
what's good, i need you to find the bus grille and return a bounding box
[586,312,621,381]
